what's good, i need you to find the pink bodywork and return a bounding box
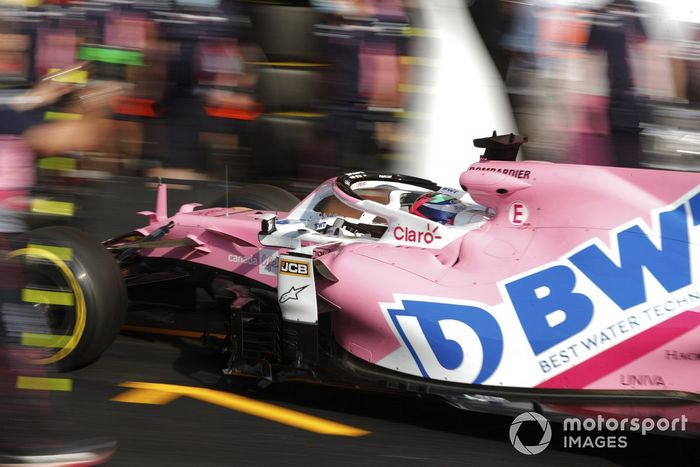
[134,160,700,404]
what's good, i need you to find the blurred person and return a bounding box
[468,0,512,81]
[501,0,538,91]
[102,8,167,175]
[0,242,116,466]
[501,2,622,166]
[21,82,123,159]
[676,23,700,108]
[642,1,700,107]
[586,0,648,168]
[0,69,117,466]
[198,39,262,179]
[535,4,614,165]
[315,0,411,171]
[500,1,554,161]
[150,11,236,180]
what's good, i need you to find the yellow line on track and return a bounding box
[115,381,370,437]
[111,388,182,405]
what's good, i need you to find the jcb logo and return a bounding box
[279,259,310,277]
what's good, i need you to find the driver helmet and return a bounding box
[409,192,465,225]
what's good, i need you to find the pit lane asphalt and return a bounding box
[48,331,698,467]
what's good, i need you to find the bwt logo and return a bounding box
[279,259,310,277]
[505,199,693,356]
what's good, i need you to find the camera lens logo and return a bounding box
[509,412,552,455]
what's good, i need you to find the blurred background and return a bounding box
[0,0,697,237]
[0,2,699,463]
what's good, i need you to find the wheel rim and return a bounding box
[7,246,87,365]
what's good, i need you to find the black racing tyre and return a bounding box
[11,226,127,371]
[208,184,299,211]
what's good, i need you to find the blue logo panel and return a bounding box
[506,265,594,355]
[569,204,691,311]
[388,300,503,384]
[689,191,700,226]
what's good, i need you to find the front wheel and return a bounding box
[9,226,127,371]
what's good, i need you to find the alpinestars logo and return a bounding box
[279,285,309,303]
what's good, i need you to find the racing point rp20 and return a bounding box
[18,133,700,432]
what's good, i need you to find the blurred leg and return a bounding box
[0,237,54,451]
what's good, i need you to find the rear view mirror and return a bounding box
[260,215,277,235]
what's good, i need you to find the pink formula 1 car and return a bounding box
[24,134,700,431]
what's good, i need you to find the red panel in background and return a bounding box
[204,106,261,121]
[111,96,159,118]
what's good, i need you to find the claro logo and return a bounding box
[393,224,442,244]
